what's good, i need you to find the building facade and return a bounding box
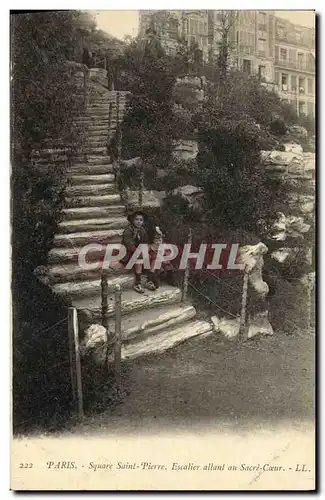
[138,10,315,117]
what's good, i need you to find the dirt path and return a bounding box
[74,330,314,434]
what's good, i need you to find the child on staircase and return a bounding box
[120,211,177,293]
[120,210,156,294]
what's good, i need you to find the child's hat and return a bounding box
[127,210,148,224]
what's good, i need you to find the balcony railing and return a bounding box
[275,57,315,73]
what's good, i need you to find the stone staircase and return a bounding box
[40,76,213,360]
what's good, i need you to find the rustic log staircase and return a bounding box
[40,72,213,360]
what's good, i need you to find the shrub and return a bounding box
[195,114,288,235]
[11,11,93,431]
[270,117,287,136]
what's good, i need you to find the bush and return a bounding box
[11,11,93,432]
[195,115,288,235]
[270,118,287,136]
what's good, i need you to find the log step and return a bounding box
[62,205,125,220]
[71,155,111,165]
[66,193,121,208]
[48,245,105,264]
[70,173,115,184]
[58,216,128,234]
[74,285,182,320]
[121,320,213,360]
[119,304,197,343]
[77,146,107,155]
[45,260,126,284]
[53,228,123,247]
[68,163,113,174]
[52,274,134,298]
[65,183,115,196]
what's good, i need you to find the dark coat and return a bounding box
[120,224,148,265]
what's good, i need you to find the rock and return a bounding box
[288,125,308,138]
[79,323,110,365]
[173,140,198,161]
[122,188,166,209]
[247,311,274,339]
[261,150,303,167]
[237,243,269,297]
[283,142,303,155]
[271,248,292,263]
[300,271,315,288]
[120,157,142,169]
[218,317,240,340]
[288,193,315,214]
[271,213,311,240]
[81,324,107,350]
[213,312,273,340]
[211,315,220,333]
[172,184,203,209]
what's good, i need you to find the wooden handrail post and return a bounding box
[139,168,144,209]
[67,307,84,420]
[101,271,109,332]
[108,102,113,149]
[114,284,122,391]
[182,228,192,302]
[238,265,249,341]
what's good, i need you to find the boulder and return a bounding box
[271,213,311,241]
[271,248,293,264]
[173,140,198,161]
[120,157,142,169]
[172,184,204,209]
[247,311,274,339]
[288,125,308,138]
[237,243,269,297]
[283,142,303,155]
[261,150,303,167]
[212,313,273,340]
[122,188,166,209]
[79,323,108,365]
[287,193,315,214]
[212,316,240,340]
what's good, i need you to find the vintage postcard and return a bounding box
[10,8,316,491]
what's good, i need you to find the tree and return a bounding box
[11,11,94,429]
[194,69,290,236]
[117,31,179,172]
[214,10,238,97]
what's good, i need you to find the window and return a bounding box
[291,75,297,92]
[299,101,306,115]
[258,11,267,29]
[307,102,314,117]
[243,59,252,74]
[308,78,313,94]
[236,30,239,45]
[280,48,287,60]
[297,52,304,69]
[277,25,286,38]
[258,65,266,80]
[248,33,255,47]
[299,76,305,94]
[258,38,266,54]
[281,73,288,91]
[295,31,302,42]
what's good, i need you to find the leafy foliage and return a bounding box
[195,111,289,235]
[11,11,93,430]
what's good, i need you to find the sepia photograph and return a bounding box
[10,7,316,491]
